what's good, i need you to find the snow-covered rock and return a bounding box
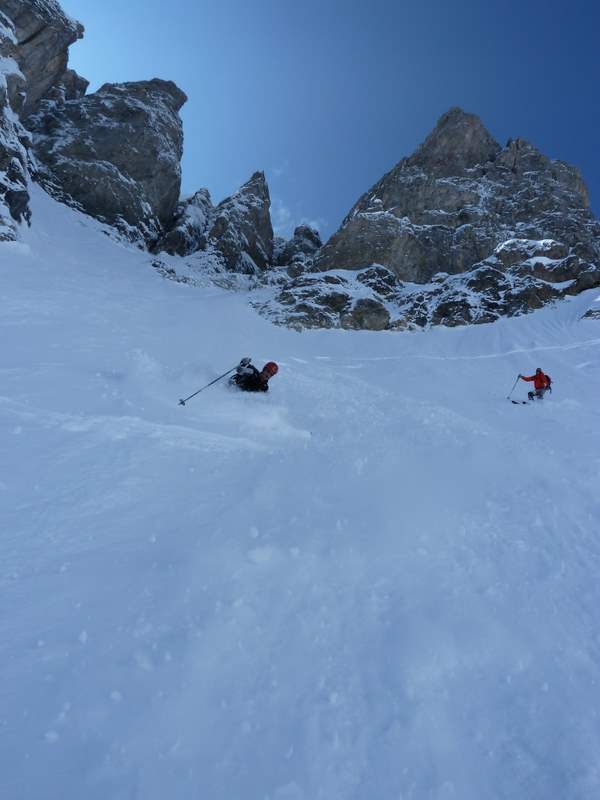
[209,171,273,272]
[155,188,214,256]
[0,0,85,117]
[0,12,31,239]
[257,267,399,331]
[275,224,322,271]
[28,79,188,243]
[260,246,600,331]
[317,108,599,283]
[157,171,274,273]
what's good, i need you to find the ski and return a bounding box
[511,400,528,405]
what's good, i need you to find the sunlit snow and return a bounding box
[2,186,600,800]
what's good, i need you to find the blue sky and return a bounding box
[62,0,599,239]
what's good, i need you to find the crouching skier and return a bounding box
[230,358,279,392]
[519,368,552,400]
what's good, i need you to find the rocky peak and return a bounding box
[264,108,600,331]
[236,171,270,204]
[207,171,274,272]
[409,107,501,177]
[292,224,321,250]
[317,107,599,282]
[155,172,274,274]
[0,0,84,116]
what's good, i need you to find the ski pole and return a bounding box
[506,375,520,400]
[178,365,237,406]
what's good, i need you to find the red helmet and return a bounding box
[262,361,279,377]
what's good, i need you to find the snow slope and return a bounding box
[2,186,600,800]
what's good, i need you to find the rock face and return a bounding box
[317,108,599,283]
[274,224,322,276]
[263,238,600,332]
[0,0,85,117]
[157,171,274,273]
[157,188,214,256]
[209,172,273,272]
[0,12,31,240]
[276,224,321,266]
[265,108,600,330]
[29,79,187,242]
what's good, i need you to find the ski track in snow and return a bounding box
[2,186,600,800]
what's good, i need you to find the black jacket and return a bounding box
[230,365,269,392]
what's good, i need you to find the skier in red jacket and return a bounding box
[519,368,552,400]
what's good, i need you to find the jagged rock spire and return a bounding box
[409,107,501,176]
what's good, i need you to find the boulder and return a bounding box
[341,298,390,331]
[29,79,187,242]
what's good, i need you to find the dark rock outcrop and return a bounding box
[208,172,273,272]
[259,238,600,332]
[46,67,88,104]
[256,269,395,331]
[275,224,322,271]
[0,0,84,117]
[157,171,274,273]
[582,308,600,320]
[0,12,31,239]
[29,79,187,242]
[156,188,214,256]
[340,298,390,331]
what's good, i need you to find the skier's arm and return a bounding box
[236,363,258,377]
[520,374,535,382]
